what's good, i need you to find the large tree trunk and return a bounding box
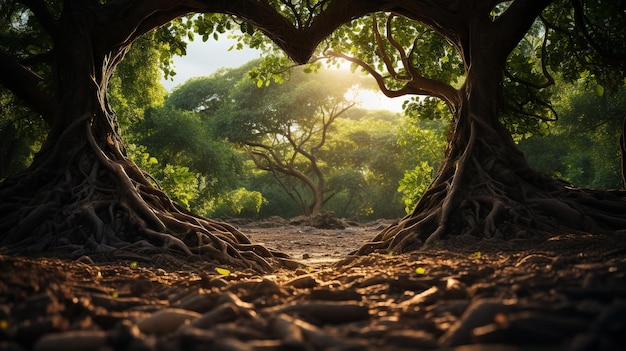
[619,118,626,190]
[356,30,626,255]
[0,8,284,272]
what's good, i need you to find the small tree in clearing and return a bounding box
[215,67,359,217]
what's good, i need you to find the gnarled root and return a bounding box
[356,117,626,255]
[0,120,283,272]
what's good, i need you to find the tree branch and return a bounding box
[314,102,355,152]
[372,14,400,78]
[571,0,624,66]
[494,0,555,55]
[388,0,466,46]
[504,23,555,92]
[385,14,419,80]
[0,49,55,124]
[326,50,460,110]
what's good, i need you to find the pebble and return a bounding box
[284,274,318,289]
[4,237,626,351]
[32,330,107,351]
[173,293,218,313]
[264,301,370,323]
[137,308,201,334]
[440,299,513,346]
[271,314,305,348]
[189,303,240,329]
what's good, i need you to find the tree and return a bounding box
[320,110,420,219]
[0,0,385,271]
[128,66,263,218]
[320,1,626,254]
[0,0,624,270]
[215,67,359,217]
[131,107,242,197]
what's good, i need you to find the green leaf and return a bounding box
[594,84,604,97]
[215,267,231,275]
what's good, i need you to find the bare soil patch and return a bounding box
[238,219,390,265]
[1,221,626,351]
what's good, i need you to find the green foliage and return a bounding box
[0,2,54,178]
[317,116,376,215]
[543,0,626,91]
[192,13,233,43]
[109,34,167,128]
[126,144,201,210]
[403,97,451,121]
[160,60,439,219]
[396,118,447,213]
[398,162,434,213]
[206,188,265,218]
[154,17,196,80]
[209,65,366,215]
[165,61,260,112]
[518,79,625,189]
[320,110,442,219]
[0,88,47,178]
[130,106,242,194]
[326,13,464,92]
[159,164,200,210]
[500,19,558,136]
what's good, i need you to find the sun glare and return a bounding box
[329,61,405,112]
[347,88,405,112]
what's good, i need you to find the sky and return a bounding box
[160,37,406,113]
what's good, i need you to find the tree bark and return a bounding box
[0,2,287,271]
[2,0,398,271]
[355,1,626,255]
[621,117,626,189]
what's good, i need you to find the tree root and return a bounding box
[0,118,284,272]
[356,117,626,255]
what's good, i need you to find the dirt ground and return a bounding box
[238,219,389,264]
[1,220,626,351]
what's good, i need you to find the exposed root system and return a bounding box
[0,117,290,272]
[356,116,626,255]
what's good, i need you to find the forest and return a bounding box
[1,1,626,350]
[3,53,624,222]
